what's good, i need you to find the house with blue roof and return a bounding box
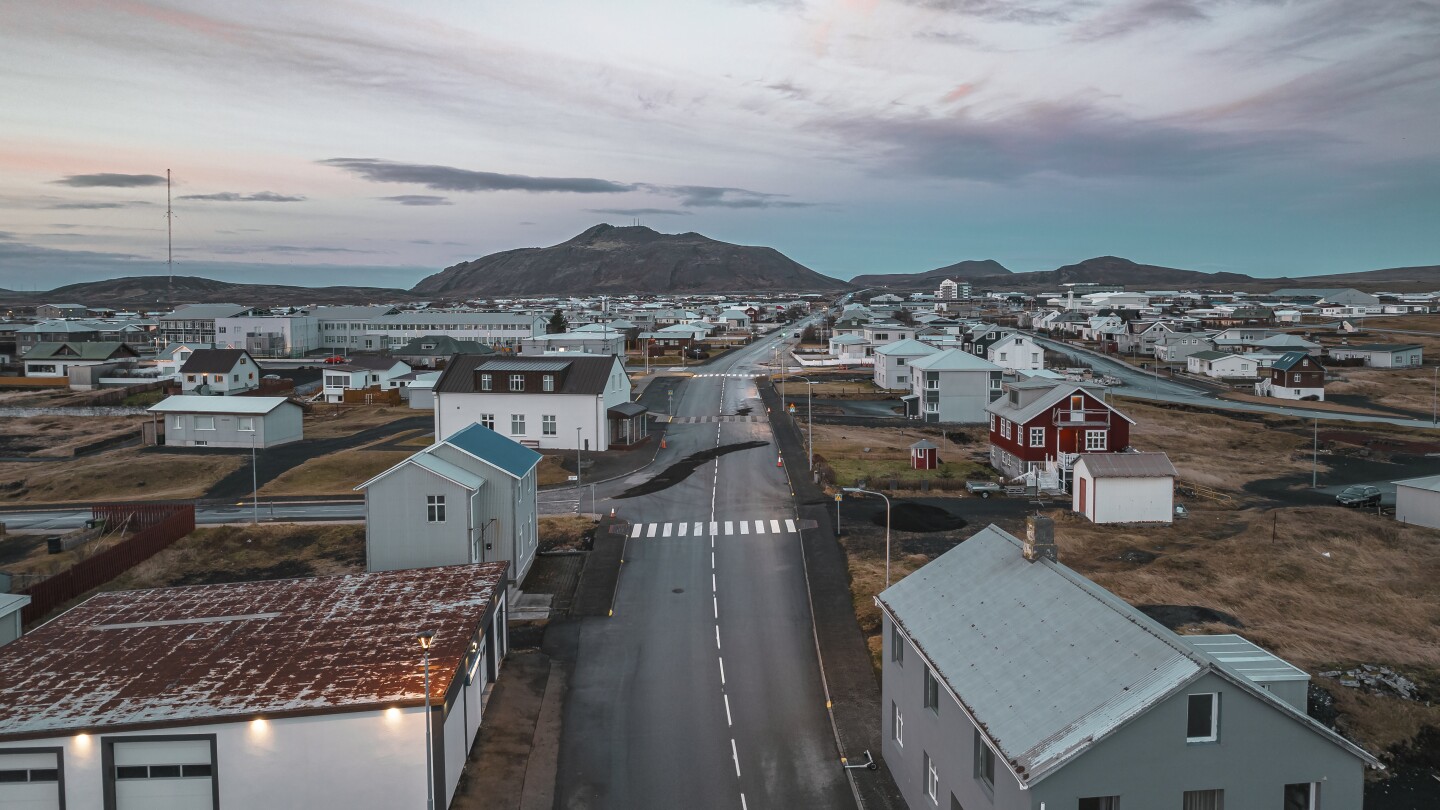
[357,423,541,585]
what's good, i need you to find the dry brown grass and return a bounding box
[1120,400,1317,494]
[0,415,146,457]
[536,455,572,487]
[259,448,413,496]
[109,523,366,591]
[539,514,597,552]
[810,422,991,488]
[302,405,421,439]
[0,448,245,504]
[1327,367,1439,414]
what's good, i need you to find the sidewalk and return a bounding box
[757,378,904,810]
[449,649,563,810]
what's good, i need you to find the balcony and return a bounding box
[1053,408,1111,428]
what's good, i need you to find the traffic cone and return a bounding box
[777,453,784,467]
[661,437,667,449]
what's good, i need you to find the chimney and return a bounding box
[1023,514,1056,563]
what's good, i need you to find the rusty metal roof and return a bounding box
[0,563,507,741]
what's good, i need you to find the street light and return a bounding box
[843,487,892,588]
[250,433,259,525]
[416,630,437,810]
[788,374,816,470]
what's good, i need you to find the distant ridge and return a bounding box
[410,223,849,296]
[2,276,413,307]
[849,259,1009,289]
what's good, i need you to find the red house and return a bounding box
[984,380,1133,490]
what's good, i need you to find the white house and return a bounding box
[1328,343,1424,368]
[1187,351,1259,378]
[1153,333,1214,364]
[433,354,640,451]
[906,348,1003,423]
[364,312,547,351]
[148,396,304,449]
[358,423,541,585]
[1073,452,1178,524]
[322,357,413,403]
[1395,474,1440,531]
[717,309,751,330]
[986,332,1044,371]
[178,348,261,395]
[154,343,207,377]
[519,330,626,356]
[873,339,939,390]
[861,322,914,350]
[213,313,321,358]
[829,333,871,364]
[313,305,402,350]
[0,563,510,810]
[21,342,140,377]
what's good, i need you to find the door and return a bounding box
[1078,477,1088,517]
[0,750,61,810]
[112,739,215,810]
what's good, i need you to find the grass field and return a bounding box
[0,414,146,458]
[539,514,597,552]
[259,448,413,496]
[0,448,245,504]
[809,423,990,487]
[302,406,422,439]
[1120,400,1317,494]
[1327,366,1439,415]
[110,523,366,591]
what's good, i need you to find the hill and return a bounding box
[1047,256,1255,287]
[12,276,411,307]
[410,224,849,297]
[849,259,1009,290]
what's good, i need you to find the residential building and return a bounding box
[985,380,1133,486]
[1270,287,1379,307]
[433,354,640,450]
[985,332,1044,371]
[862,322,914,350]
[322,357,413,403]
[717,309,751,330]
[1187,350,1261,379]
[873,339,939,391]
[877,519,1378,810]
[1073,452,1178,523]
[1248,333,1321,356]
[15,320,153,353]
[936,278,970,300]
[358,423,541,585]
[34,303,89,319]
[1153,333,1215,364]
[155,343,207,377]
[519,329,626,356]
[393,335,492,369]
[0,563,510,810]
[905,348,1003,423]
[1395,474,1440,531]
[364,312,546,351]
[1255,352,1326,401]
[829,333,870,364]
[1328,343,1424,368]
[0,593,28,648]
[148,395,303,448]
[178,348,261,395]
[314,305,401,350]
[22,342,139,376]
[157,304,254,346]
[213,312,321,358]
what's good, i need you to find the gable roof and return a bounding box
[23,341,138,361]
[147,395,295,415]
[907,348,1001,372]
[1269,351,1320,372]
[1076,451,1177,478]
[159,303,252,321]
[1331,343,1424,353]
[986,382,1134,425]
[878,525,1379,787]
[873,339,940,357]
[180,348,253,374]
[394,335,491,356]
[433,354,618,396]
[441,422,542,479]
[1189,350,1234,361]
[358,452,487,492]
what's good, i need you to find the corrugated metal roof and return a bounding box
[873,339,940,357]
[1332,343,1424,353]
[0,563,507,740]
[986,383,1132,426]
[474,359,572,372]
[434,354,617,396]
[159,304,251,320]
[406,453,487,490]
[1395,474,1440,493]
[1076,452,1178,478]
[443,423,542,479]
[907,348,1001,372]
[22,341,137,361]
[1184,635,1310,683]
[147,395,294,415]
[179,348,252,374]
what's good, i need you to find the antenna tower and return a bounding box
[165,169,174,304]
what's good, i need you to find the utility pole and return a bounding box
[1312,418,1318,489]
[165,168,174,305]
[251,433,259,525]
[576,426,583,498]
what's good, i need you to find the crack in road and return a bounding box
[612,440,770,499]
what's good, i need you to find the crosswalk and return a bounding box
[660,414,764,424]
[622,518,805,539]
[690,373,761,378]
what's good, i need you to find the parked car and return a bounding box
[322,355,347,364]
[1174,504,1189,519]
[965,481,1002,498]
[1336,485,1382,507]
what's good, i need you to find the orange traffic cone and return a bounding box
[660,437,667,449]
[777,454,784,467]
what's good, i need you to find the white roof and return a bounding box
[908,348,1001,372]
[1395,474,1440,493]
[873,339,940,357]
[147,395,294,415]
[0,593,30,618]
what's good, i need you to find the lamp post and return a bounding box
[843,487,892,588]
[250,433,259,525]
[789,374,816,470]
[576,426,583,497]
[416,630,437,810]
[1432,366,1437,426]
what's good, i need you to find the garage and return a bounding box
[110,738,215,810]
[0,749,61,810]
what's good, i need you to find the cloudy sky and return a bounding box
[2,0,1436,288]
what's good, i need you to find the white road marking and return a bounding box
[731,739,741,778]
[741,795,748,810]
[770,519,781,533]
[678,522,688,537]
[785,518,796,533]
[631,524,642,538]
[754,519,765,534]
[710,521,718,535]
[715,625,721,650]
[724,693,733,726]
[739,522,748,535]
[712,573,716,592]
[724,520,733,535]
[719,657,726,684]
[662,523,672,538]
[713,596,718,618]
[694,521,703,536]
[647,523,658,538]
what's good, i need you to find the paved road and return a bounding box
[557,318,852,809]
[0,500,370,532]
[1037,335,1440,430]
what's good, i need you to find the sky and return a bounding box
[1,0,1437,290]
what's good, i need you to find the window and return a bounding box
[926,372,939,390]
[427,495,446,523]
[480,373,492,391]
[543,374,555,391]
[1029,426,1045,447]
[509,374,525,391]
[0,767,58,783]
[1002,419,1012,440]
[238,417,255,431]
[1085,430,1107,451]
[989,415,996,431]
[1079,797,1120,810]
[195,416,215,431]
[543,415,557,436]
[892,702,904,747]
[114,763,212,779]
[1283,784,1318,810]
[891,623,904,665]
[186,374,196,383]
[511,414,526,435]
[1187,693,1218,742]
[1071,394,1085,410]
[1031,352,1040,364]
[923,667,940,714]
[926,401,938,413]
[232,374,240,382]
[1182,789,1223,810]
[998,352,1007,361]
[924,751,939,803]
[896,358,906,366]
[973,730,994,790]
[172,416,183,430]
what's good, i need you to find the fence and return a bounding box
[19,503,196,625]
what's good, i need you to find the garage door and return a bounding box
[0,750,61,810]
[113,739,214,810]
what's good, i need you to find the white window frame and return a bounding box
[1186,692,1219,743]
[426,495,446,523]
[1085,429,1107,451]
[238,417,255,432]
[195,416,216,431]
[542,415,557,436]
[479,373,492,391]
[925,751,938,803]
[923,667,940,714]
[509,374,524,392]
[892,702,904,748]
[1029,426,1044,447]
[542,374,555,392]
[510,414,526,435]
[480,413,495,430]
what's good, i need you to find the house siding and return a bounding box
[162,405,302,449]
[988,390,1130,478]
[1073,472,1173,523]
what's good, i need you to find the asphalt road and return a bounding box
[556,320,853,809]
[0,500,369,532]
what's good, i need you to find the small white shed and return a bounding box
[1073,452,1178,524]
[1395,474,1440,531]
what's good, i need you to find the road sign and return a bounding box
[834,493,843,502]
[567,475,579,481]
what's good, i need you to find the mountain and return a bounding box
[5,276,412,307]
[1047,256,1255,287]
[410,224,849,297]
[849,259,1009,289]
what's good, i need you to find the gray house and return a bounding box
[147,395,303,448]
[357,422,541,586]
[904,348,1003,423]
[877,518,1378,810]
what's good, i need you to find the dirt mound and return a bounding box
[614,440,770,499]
[874,502,968,533]
[1137,604,1243,630]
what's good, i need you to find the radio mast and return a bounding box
[165,169,174,304]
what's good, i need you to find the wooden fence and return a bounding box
[19,503,196,625]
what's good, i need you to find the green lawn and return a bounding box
[825,457,990,488]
